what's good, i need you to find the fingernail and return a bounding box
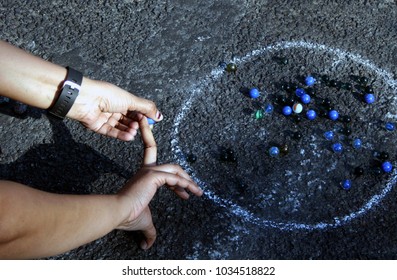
[156,111,163,121]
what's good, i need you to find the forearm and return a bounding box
[0,180,128,259]
[0,40,66,109]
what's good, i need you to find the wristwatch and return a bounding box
[48,66,83,119]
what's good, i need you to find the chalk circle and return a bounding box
[171,41,397,230]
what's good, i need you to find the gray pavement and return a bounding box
[1,1,397,259]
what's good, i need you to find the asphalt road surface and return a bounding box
[1,0,397,259]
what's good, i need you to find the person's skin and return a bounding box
[0,41,203,259]
[0,40,163,141]
[0,116,203,259]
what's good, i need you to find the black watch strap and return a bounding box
[48,67,83,119]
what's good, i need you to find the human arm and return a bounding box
[0,40,163,141]
[0,117,202,259]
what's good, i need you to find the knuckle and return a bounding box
[141,168,156,176]
[145,142,157,149]
[105,125,114,136]
[146,100,157,113]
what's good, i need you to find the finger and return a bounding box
[108,115,139,136]
[139,116,157,166]
[96,122,138,141]
[169,185,190,200]
[155,170,203,198]
[150,164,197,184]
[116,114,140,132]
[139,207,157,250]
[107,116,131,132]
[89,112,138,141]
[149,164,203,196]
[128,95,163,122]
[126,111,141,120]
[117,114,137,127]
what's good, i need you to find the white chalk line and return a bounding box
[171,40,397,231]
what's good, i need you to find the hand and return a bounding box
[67,78,163,141]
[0,40,162,141]
[116,115,203,249]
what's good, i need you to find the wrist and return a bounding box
[114,192,135,230]
[48,67,83,119]
[64,77,104,121]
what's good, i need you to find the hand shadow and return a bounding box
[0,109,131,194]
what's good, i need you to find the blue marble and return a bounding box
[264,103,274,114]
[364,93,375,104]
[385,122,395,131]
[341,179,352,190]
[218,61,227,69]
[282,106,292,116]
[382,161,393,173]
[295,88,306,98]
[305,76,316,86]
[328,110,339,121]
[353,138,362,149]
[306,109,316,120]
[324,131,334,140]
[301,94,311,104]
[249,88,260,99]
[332,143,343,153]
[269,146,280,157]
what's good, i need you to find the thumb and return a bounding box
[129,95,163,122]
[139,207,157,250]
